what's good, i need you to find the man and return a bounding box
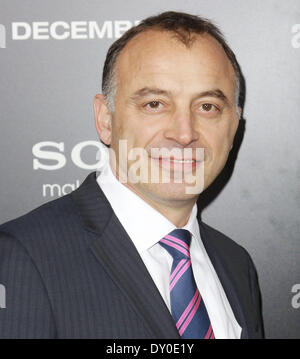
[0,11,264,339]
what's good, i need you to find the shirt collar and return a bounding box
[96,160,199,254]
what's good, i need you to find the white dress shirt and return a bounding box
[96,160,242,339]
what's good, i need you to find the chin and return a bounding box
[141,182,201,202]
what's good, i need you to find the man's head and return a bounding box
[94,11,242,218]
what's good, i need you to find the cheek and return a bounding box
[111,113,133,142]
[203,122,235,161]
[110,114,148,151]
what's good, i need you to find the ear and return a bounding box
[94,94,112,146]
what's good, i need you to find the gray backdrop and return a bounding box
[0,0,299,339]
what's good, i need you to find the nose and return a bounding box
[163,111,199,147]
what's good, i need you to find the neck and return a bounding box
[151,199,196,228]
[124,182,197,228]
[109,159,198,228]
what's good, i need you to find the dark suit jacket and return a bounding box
[0,172,264,339]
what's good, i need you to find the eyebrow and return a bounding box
[130,87,230,105]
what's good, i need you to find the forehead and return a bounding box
[115,29,236,97]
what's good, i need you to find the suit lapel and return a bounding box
[72,172,255,339]
[199,221,254,339]
[72,172,180,339]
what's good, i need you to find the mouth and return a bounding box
[150,156,203,171]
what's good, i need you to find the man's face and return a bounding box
[96,30,240,209]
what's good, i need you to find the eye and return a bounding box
[200,103,219,112]
[144,101,163,111]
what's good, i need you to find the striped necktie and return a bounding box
[159,228,215,339]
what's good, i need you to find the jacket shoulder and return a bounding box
[0,193,79,244]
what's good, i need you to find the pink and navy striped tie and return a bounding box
[159,229,215,339]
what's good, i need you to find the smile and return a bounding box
[166,159,195,163]
[150,156,202,171]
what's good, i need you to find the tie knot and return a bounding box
[159,229,192,260]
